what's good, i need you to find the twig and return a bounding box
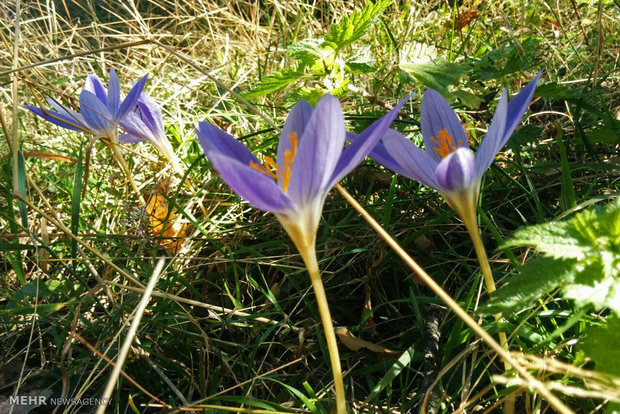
[419,306,443,414]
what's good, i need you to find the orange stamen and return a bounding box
[249,132,299,192]
[430,128,463,158]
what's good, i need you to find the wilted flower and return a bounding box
[25,69,148,141]
[196,93,409,414]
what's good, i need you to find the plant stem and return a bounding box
[107,141,146,205]
[460,207,515,414]
[335,184,573,414]
[297,244,346,414]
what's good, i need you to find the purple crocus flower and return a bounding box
[361,74,540,218]
[25,69,148,141]
[196,94,409,250]
[119,92,180,170]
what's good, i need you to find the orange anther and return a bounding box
[248,132,299,192]
[430,128,462,158]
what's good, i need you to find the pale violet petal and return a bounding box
[435,147,476,192]
[328,95,411,187]
[205,150,295,214]
[277,99,313,171]
[381,129,440,189]
[421,89,469,163]
[474,90,508,178]
[287,94,345,204]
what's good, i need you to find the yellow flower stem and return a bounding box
[334,184,573,414]
[460,210,514,414]
[106,140,146,206]
[297,244,347,414]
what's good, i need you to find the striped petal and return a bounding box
[421,89,469,162]
[287,94,345,204]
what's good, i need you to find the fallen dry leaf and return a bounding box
[145,187,187,255]
[336,327,401,361]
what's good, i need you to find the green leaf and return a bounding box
[0,242,35,251]
[586,126,620,145]
[535,82,586,101]
[399,59,467,95]
[288,39,324,67]
[482,257,575,314]
[563,260,620,314]
[581,316,620,376]
[17,150,28,229]
[470,38,541,80]
[323,0,392,52]
[245,69,304,98]
[504,200,620,262]
[501,200,620,314]
[366,342,417,401]
[452,89,483,109]
[0,302,70,317]
[558,128,576,211]
[345,45,376,74]
[7,280,61,309]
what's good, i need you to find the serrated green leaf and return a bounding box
[470,38,541,80]
[504,200,620,262]
[324,0,392,52]
[345,45,376,74]
[482,257,575,314]
[563,260,620,314]
[245,69,304,98]
[586,126,620,145]
[581,316,620,376]
[288,39,324,67]
[502,200,620,314]
[399,59,466,95]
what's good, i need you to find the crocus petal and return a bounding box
[84,74,107,104]
[45,98,87,128]
[349,131,409,176]
[277,98,313,171]
[116,74,148,122]
[119,133,147,143]
[421,89,469,162]
[205,150,295,214]
[381,129,441,189]
[288,94,345,204]
[79,90,114,135]
[120,111,154,141]
[474,90,508,177]
[196,121,261,166]
[328,95,411,187]
[107,69,121,116]
[504,72,541,143]
[435,147,476,192]
[137,94,164,135]
[24,105,88,132]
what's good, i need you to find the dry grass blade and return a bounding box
[97,258,166,413]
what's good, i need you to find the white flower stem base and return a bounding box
[298,244,347,414]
